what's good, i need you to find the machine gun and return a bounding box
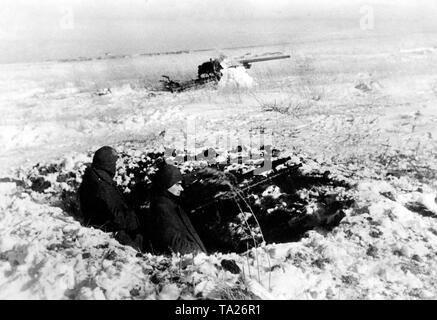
[189,157,302,214]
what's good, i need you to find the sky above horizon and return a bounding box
[1,0,436,64]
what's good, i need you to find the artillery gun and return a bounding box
[160,53,291,92]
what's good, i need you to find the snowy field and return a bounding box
[1,30,437,299]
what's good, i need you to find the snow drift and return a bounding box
[219,66,255,89]
[1,146,437,300]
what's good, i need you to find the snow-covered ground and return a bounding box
[1,32,437,299]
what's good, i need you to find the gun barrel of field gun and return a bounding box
[237,54,291,65]
[190,159,302,214]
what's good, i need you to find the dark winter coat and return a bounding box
[149,191,207,255]
[79,146,139,234]
[79,166,139,233]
